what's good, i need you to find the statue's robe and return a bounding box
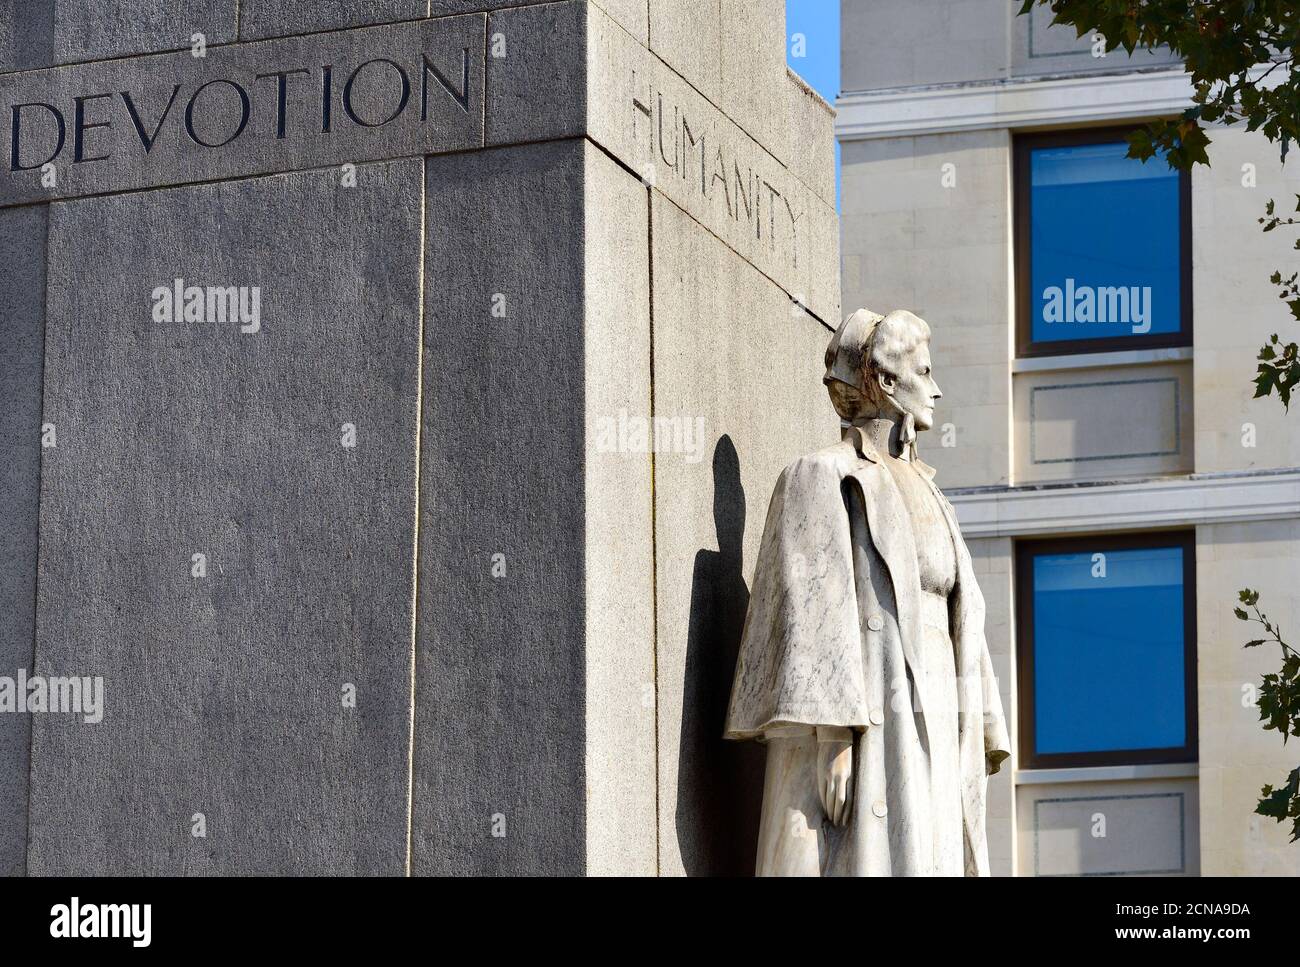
[724,425,1010,876]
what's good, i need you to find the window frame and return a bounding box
[1013,126,1194,359]
[1014,530,1199,770]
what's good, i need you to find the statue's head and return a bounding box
[823,308,942,431]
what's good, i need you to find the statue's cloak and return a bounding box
[724,426,1010,876]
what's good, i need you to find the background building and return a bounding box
[837,0,1300,875]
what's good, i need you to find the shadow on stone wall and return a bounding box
[676,435,765,876]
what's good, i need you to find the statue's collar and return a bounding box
[847,424,938,481]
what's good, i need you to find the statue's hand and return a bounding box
[815,726,854,826]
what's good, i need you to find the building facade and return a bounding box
[838,0,1300,876]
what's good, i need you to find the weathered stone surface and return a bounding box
[0,204,46,877]
[413,140,588,875]
[240,0,426,41]
[648,0,720,103]
[0,16,484,206]
[436,0,646,42]
[581,143,656,875]
[54,1,237,65]
[0,1,54,74]
[484,1,586,145]
[26,159,423,875]
[719,0,788,165]
[648,194,836,875]
[1,1,237,73]
[589,0,648,43]
[786,68,836,207]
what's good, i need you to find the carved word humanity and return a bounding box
[633,80,801,267]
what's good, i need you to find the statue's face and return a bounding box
[878,340,942,431]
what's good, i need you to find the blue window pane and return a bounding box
[1033,545,1185,754]
[1029,141,1182,344]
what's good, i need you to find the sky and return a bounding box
[785,0,841,208]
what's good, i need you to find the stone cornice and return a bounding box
[835,68,1195,141]
[949,469,1300,538]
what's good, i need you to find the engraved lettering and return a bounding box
[656,95,678,171]
[631,70,651,144]
[72,92,114,164]
[733,161,751,223]
[0,21,487,205]
[255,68,311,139]
[184,79,251,148]
[321,65,334,133]
[763,180,781,247]
[421,49,470,117]
[709,146,731,217]
[783,191,800,267]
[680,115,705,195]
[343,58,410,128]
[10,102,65,171]
[121,85,182,154]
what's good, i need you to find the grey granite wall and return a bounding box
[0,204,46,877]
[413,140,588,875]
[27,160,423,874]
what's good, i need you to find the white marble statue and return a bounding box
[724,308,1010,876]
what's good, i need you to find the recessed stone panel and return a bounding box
[1012,4,1180,77]
[1014,362,1194,483]
[0,15,484,206]
[413,140,588,876]
[26,159,423,875]
[1019,779,1199,876]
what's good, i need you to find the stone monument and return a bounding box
[725,308,1010,876]
[0,2,839,875]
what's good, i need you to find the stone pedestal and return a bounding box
[0,0,838,875]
